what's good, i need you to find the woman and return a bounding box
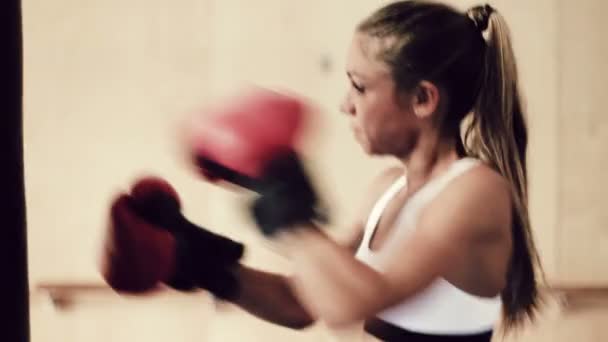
[101,1,543,341]
[227,2,542,340]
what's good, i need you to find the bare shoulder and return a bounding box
[457,162,511,199]
[419,162,512,240]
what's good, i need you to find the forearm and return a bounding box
[280,230,397,327]
[229,265,315,329]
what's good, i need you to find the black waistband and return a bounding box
[364,318,493,342]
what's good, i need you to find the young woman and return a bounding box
[227,2,542,340]
[101,2,543,341]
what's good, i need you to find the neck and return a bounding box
[399,131,461,190]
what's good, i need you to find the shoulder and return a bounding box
[419,161,512,240]
[453,161,511,202]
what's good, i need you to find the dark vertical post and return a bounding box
[1,0,31,341]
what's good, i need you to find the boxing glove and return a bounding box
[184,87,328,236]
[101,176,245,300]
[184,87,306,185]
[100,194,176,293]
[131,177,244,297]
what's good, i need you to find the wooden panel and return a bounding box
[22,0,230,341]
[557,0,608,283]
[22,0,219,283]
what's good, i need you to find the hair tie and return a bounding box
[467,4,494,32]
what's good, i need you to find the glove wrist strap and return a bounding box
[165,223,244,301]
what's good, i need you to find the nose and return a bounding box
[340,93,355,116]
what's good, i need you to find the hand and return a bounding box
[182,87,329,236]
[100,176,245,300]
[100,194,176,294]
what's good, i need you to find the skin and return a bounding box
[226,32,514,332]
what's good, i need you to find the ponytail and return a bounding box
[463,5,544,329]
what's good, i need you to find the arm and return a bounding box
[221,166,405,329]
[225,220,367,330]
[228,265,314,329]
[220,228,368,330]
[276,167,512,328]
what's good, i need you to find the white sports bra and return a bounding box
[355,158,502,335]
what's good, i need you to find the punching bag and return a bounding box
[1,0,31,341]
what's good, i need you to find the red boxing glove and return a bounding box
[131,177,181,209]
[100,176,245,298]
[100,194,176,294]
[182,87,328,236]
[183,87,310,185]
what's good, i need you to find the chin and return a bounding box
[365,143,401,158]
[354,134,380,156]
[359,143,378,156]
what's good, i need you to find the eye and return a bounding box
[351,80,365,94]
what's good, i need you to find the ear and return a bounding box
[412,80,440,119]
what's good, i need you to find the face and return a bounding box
[340,33,421,157]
